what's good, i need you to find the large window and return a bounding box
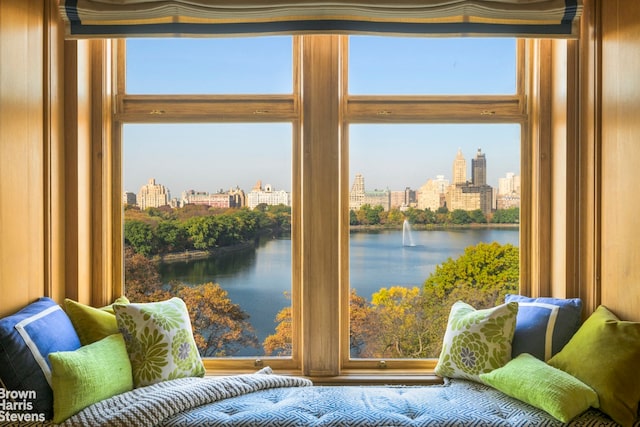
[116,35,526,374]
[120,37,299,370]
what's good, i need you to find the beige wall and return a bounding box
[1,0,639,323]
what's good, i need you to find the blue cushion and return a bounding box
[0,297,81,419]
[505,294,582,361]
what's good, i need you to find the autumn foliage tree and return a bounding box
[124,246,259,357]
[262,304,292,356]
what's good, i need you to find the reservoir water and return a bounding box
[159,227,519,356]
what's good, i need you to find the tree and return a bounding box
[184,215,219,249]
[450,209,472,224]
[385,208,404,226]
[365,205,384,225]
[492,207,520,224]
[368,286,429,358]
[156,220,189,253]
[349,289,375,357]
[349,209,359,226]
[124,220,156,256]
[124,246,172,302]
[263,294,292,356]
[421,241,519,356]
[124,246,259,357]
[469,209,487,224]
[177,283,260,357]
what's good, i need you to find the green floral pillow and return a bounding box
[113,297,205,387]
[435,301,518,382]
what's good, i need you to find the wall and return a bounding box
[0,1,50,316]
[599,0,640,321]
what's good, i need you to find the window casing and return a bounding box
[112,35,530,376]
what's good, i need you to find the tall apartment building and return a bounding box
[446,149,493,215]
[349,173,366,210]
[471,148,487,185]
[497,172,521,209]
[137,178,170,210]
[390,187,416,209]
[122,191,136,206]
[349,173,391,211]
[453,148,467,184]
[247,181,290,209]
[498,172,521,195]
[417,175,449,211]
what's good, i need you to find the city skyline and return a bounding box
[126,144,520,202]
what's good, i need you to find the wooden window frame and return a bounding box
[92,35,561,380]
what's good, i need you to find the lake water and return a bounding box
[159,227,519,356]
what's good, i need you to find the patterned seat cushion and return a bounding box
[161,379,629,427]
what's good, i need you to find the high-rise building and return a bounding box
[417,175,449,211]
[453,148,467,184]
[122,191,136,206]
[349,173,390,211]
[137,178,170,210]
[472,148,487,186]
[349,173,366,210]
[497,172,521,209]
[498,172,521,195]
[446,150,493,215]
[390,187,416,209]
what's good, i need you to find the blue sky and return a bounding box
[123,37,519,197]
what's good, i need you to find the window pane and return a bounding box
[348,124,520,359]
[123,123,293,358]
[126,37,293,94]
[348,37,516,95]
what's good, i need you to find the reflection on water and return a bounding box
[159,228,519,356]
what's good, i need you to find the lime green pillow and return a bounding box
[547,305,640,427]
[480,353,599,422]
[49,333,133,424]
[434,301,518,382]
[113,297,205,388]
[64,296,130,345]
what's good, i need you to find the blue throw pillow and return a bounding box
[505,294,582,361]
[0,297,81,419]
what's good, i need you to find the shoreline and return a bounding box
[157,223,519,262]
[157,240,255,263]
[350,223,519,232]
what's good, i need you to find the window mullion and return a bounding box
[300,34,341,377]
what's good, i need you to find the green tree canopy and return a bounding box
[124,220,156,256]
[491,207,520,224]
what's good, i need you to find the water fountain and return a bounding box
[402,219,416,247]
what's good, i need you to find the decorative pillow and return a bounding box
[505,294,582,361]
[480,353,599,422]
[64,296,130,345]
[434,301,518,382]
[49,333,133,424]
[113,297,205,387]
[548,305,640,427]
[0,297,81,419]
[99,295,130,315]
